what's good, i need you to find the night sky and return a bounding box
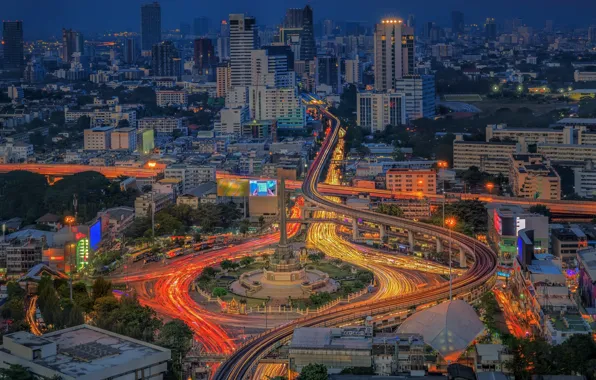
[4,0,596,39]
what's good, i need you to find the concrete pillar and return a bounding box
[379,225,387,242]
[460,248,467,268]
[407,230,415,253]
[352,218,359,241]
[436,238,443,254]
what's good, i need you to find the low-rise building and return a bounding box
[452,136,519,175]
[134,191,172,219]
[385,168,436,195]
[164,164,216,193]
[509,154,561,200]
[138,117,188,136]
[537,143,596,164]
[551,227,588,266]
[574,70,596,82]
[544,312,591,344]
[0,138,34,162]
[573,159,596,198]
[0,325,170,380]
[156,90,188,107]
[486,124,575,145]
[474,344,513,374]
[84,126,114,151]
[577,248,596,310]
[176,182,218,209]
[5,241,43,274]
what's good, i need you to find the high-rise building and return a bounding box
[194,17,211,36]
[393,75,436,120]
[300,5,316,61]
[62,29,84,63]
[322,20,334,37]
[123,38,138,64]
[216,62,231,98]
[251,49,292,88]
[229,14,258,87]
[374,19,415,91]
[141,2,162,52]
[315,55,340,93]
[193,38,216,77]
[345,56,361,85]
[485,18,497,41]
[2,21,24,72]
[357,92,407,132]
[589,26,596,43]
[217,20,231,62]
[284,8,304,28]
[152,41,182,78]
[263,45,294,71]
[407,14,416,29]
[451,11,464,34]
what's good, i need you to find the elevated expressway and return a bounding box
[214,109,498,380]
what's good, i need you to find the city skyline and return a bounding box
[4,0,596,39]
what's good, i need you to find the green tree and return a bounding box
[157,319,193,378]
[75,115,91,131]
[258,216,265,229]
[376,204,404,217]
[308,252,324,263]
[239,219,250,235]
[298,363,328,380]
[212,287,227,297]
[49,111,65,126]
[72,282,93,313]
[0,171,49,223]
[92,277,113,301]
[240,257,254,267]
[0,364,36,380]
[220,260,234,271]
[392,147,406,161]
[529,204,552,221]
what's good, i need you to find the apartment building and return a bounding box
[574,159,596,198]
[64,106,137,128]
[452,136,519,174]
[155,90,188,107]
[110,127,137,151]
[134,191,172,219]
[83,126,114,150]
[248,86,305,129]
[537,143,596,164]
[6,242,43,274]
[509,154,561,200]
[357,92,407,132]
[138,117,188,135]
[385,169,436,195]
[486,124,574,145]
[164,164,216,192]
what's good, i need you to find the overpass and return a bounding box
[214,107,498,380]
[0,163,165,179]
[217,173,596,218]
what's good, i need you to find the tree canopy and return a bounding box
[298,363,328,380]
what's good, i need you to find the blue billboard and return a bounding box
[90,220,101,251]
[249,180,277,197]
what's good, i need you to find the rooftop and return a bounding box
[290,327,372,351]
[547,314,591,332]
[578,249,596,280]
[1,325,170,378]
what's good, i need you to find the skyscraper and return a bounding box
[485,18,497,41]
[217,20,230,62]
[300,5,316,61]
[141,2,162,52]
[123,38,138,64]
[451,11,464,34]
[194,17,211,36]
[62,29,84,63]
[407,14,416,29]
[2,21,24,72]
[315,55,340,93]
[193,38,216,77]
[374,19,415,91]
[284,8,304,28]
[152,41,181,78]
[229,14,258,87]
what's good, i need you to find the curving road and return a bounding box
[214,107,498,380]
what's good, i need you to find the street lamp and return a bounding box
[445,217,456,301]
[486,182,494,194]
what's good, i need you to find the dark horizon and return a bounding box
[4,0,596,40]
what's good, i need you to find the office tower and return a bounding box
[263,45,294,71]
[451,11,464,34]
[193,38,216,77]
[152,41,181,78]
[229,14,258,87]
[284,8,304,28]
[194,17,211,36]
[407,14,416,29]
[323,20,334,37]
[423,22,434,39]
[251,49,292,88]
[2,21,24,72]
[123,38,138,64]
[374,19,415,91]
[217,20,230,62]
[345,56,361,85]
[180,23,191,36]
[62,29,84,63]
[394,75,436,120]
[545,20,553,33]
[357,92,407,131]
[485,18,497,41]
[141,2,162,51]
[315,55,340,93]
[300,5,316,61]
[589,26,596,43]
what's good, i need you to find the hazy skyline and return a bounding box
[4,0,596,39]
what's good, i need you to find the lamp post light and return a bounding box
[445,217,457,301]
[437,161,448,228]
[486,182,494,194]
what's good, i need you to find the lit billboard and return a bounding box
[217,179,249,197]
[249,180,277,197]
[90,220,101,251]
